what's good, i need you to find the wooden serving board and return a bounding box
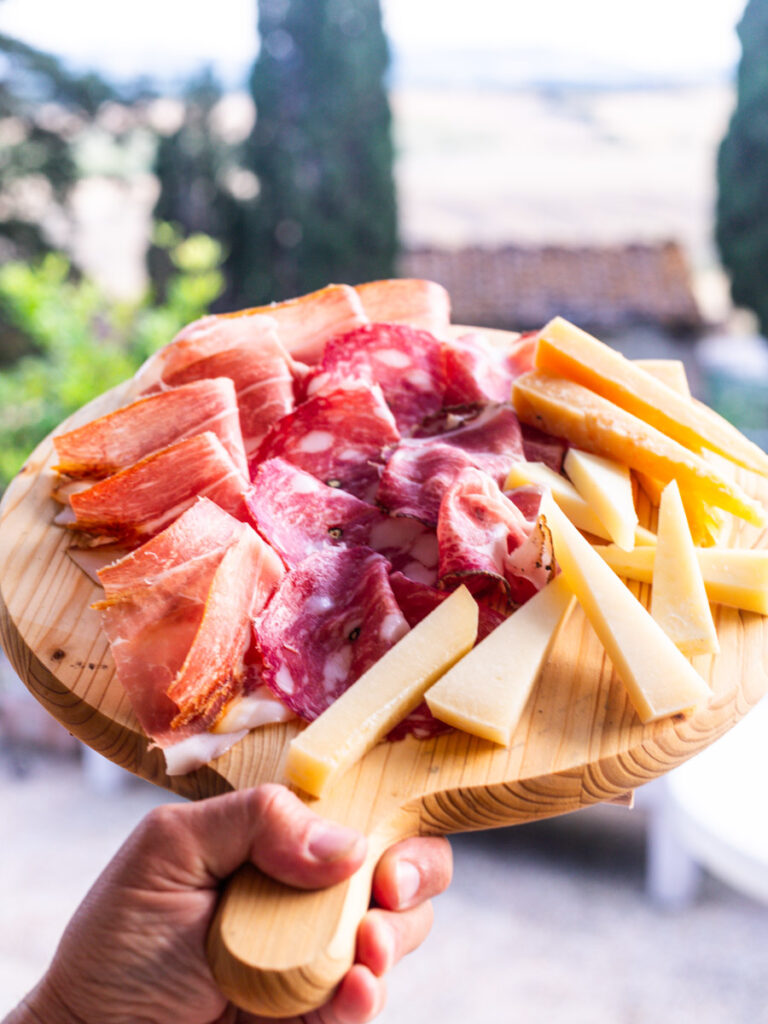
[2,337,768,1017]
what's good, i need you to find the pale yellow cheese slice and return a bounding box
[505,461,656,546]
[564,448,638,551]
[541,495,710,722]
[651,481,719,656]
[285,585,479,797]
[425,574,574,746]
[512,371,765,527]
[534,316,768,477]
[595,543,768,615]
[633,358,691,397]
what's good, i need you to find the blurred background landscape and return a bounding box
[1,0,768,1019]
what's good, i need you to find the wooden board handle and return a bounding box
[207,842,385,1017]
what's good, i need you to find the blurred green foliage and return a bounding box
[0,230,224,491]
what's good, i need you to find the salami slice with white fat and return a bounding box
[255,547,410,720]
[306,322,447,433]
[252,382,399,499]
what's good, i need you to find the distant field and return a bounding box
[392,83,734,314]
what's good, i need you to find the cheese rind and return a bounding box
[285,586,479,797]
[535,316,768,477]
[564,448,638,551]
[512,371,765,527]
[505,461,656,545]
[541,496,710,722]
[425,574,574,746]
[595,543,768,615]
[651,481,720,656]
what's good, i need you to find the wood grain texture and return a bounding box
[1,332,767,1016]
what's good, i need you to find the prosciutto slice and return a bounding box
[53,377,248,480]
[69,432,248,543]
[255,547,410,720]
[437,467,554,605]
[354,279,451,337]
[306,322,447,433]
[246,458,439,582]
[152,340,295,459]
[520,423,567,473]
[252,382,400,499]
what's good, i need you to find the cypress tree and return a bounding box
[715,0,768,337]
[232,0,398,305]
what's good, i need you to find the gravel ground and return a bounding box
[2,745,767,1023]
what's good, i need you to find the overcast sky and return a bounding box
[0,0,747,85]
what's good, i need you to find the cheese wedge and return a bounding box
[595,543,768,615]
[651,481,719,656]
[285,585,478,797]
[541,495,710,722]
[534,317,768,477]
[425,574,574,745]
[505,462,656,545]
[564,449,638,551]
[512,372,765,527]
[633,358,691,397]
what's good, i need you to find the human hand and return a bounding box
[9,784,452,1024]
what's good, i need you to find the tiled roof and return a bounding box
[399,241,704,333]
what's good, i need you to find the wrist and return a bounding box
[4,976,83,1024]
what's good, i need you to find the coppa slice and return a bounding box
[541,496,711,723]
[512,371,765,527]
[425,574,574,745]
[251,382,400,500]
[53,377,248,480]
[286,585,479,798]
[69,432,248,543]
[534,316,768,476]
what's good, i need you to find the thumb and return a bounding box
[123,784,367,891]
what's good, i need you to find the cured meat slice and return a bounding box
[98,497,243,596]
[441,331,537,407]
[70,432,248,542]
[377,406,524,525]
[256,547,410,720]
[252,382,400,500]
[240,283,368,364]
[155,340,295,459]
[520,423,567,472]
[437,467,554,605]
[306,322,447,434]
[133,312,281,392]
[246,458,439,582]
[386,573,506,740]
[167,527,285,728]
[96,519,283,746]
[354,279,451,337]
[53,378,248,479]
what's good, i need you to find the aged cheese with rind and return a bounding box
[595,543,768,615]
[504,461,656,545]
[512,372,765,527]
[425,574,574,745]
[534,317,768,476]
[564,448,638,551]
[541,496,710,723]
[285,585,479,797]
[651,481,719,656]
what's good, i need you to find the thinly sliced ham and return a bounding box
[255,547,410,721]
[133,312,280,393]
[306,322,447,434]
[70,432,248,543]
[241,283,368,364]
[437,467,554,605]
[154,340,295,459]
[520,423,567,473]
[354,279,451,337]
[53,378,248,480]
[246,458,439,582]
[252,382,399,500]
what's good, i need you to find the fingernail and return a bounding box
[394,860,421,906]
[308,822,363,862]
